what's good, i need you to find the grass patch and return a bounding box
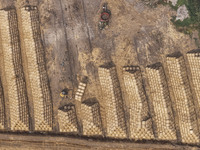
[143,0,200,37]
[168,0,200,37]
[176,0,188,7]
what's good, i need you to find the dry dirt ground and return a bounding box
[0,0,199,149]
[0,133,199,150]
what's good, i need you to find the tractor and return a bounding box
[99,3,111,30]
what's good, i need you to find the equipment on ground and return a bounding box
[99,3,111,30]
[60,88,72,100]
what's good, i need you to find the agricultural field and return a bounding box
[0,0,199,149]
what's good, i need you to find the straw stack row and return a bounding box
[75,82,87,102]
[81,99,103,136]
[19,6,53,131]
[123,66,154,140]
[146,63,176,141]
[0,9,29,131]
[98,66,126,138]
[58,104,78,133]
[166,54,199,144]
[187,50,200,113]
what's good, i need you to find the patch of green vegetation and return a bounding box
[141,0,160,8]
[176,0,187,7]
[171,17,195,27]
[143,0,200,37]
[158,0,178,10]
[169,0,200,37]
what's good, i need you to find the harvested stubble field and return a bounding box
[0,0,200,149]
